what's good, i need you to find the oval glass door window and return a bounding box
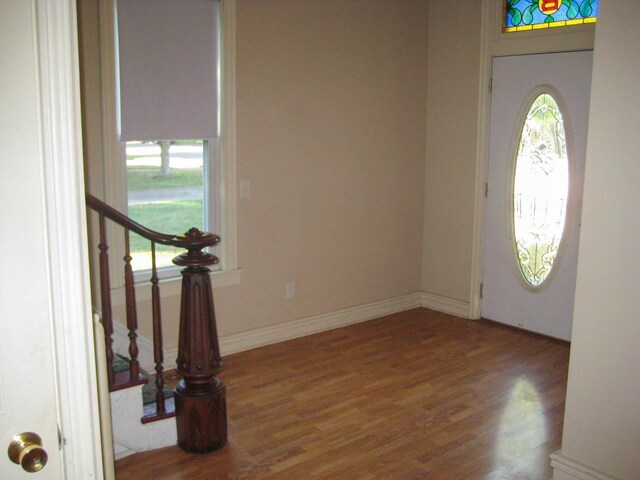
[513,93,569,287]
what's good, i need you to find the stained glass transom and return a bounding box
[513,94,568,287]
[504,0,598,32]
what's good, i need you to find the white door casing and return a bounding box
[482,51,593,340]
[0,1,103,478]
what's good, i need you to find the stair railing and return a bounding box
[86,193,227,452]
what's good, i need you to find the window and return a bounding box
[126,140,216,271]
[513,93,568,287]
[99,0,238,286]
[115,0,223,274]
[504,0,598,32]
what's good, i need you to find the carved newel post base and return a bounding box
[175,377,226,452]
[173,229,226,453]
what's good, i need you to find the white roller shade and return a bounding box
[116,0,218,141]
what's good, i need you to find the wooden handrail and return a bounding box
[86,193,227,451]
[86,194,220,250]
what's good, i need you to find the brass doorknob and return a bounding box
[7,432,48,473]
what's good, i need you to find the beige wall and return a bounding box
[77,0,103,194]
[217,0,428,336]
[81,0,429,345]
[421,1,482,302]
[554,1,640,478]
[77,0,105,306]
[80,0,601,345]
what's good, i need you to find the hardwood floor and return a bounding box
[115,308,570,479]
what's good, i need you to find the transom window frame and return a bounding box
[99,0,240,297]
[503,0,598,33]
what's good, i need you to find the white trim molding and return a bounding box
[36,0,104,477]
[550,452,622,480]
[420,292,470,318]
[98,0,127,286]
[169,293,422,358]
[468,0,495,320]
[111,268,242,307]
[218,0,238,272]
[93,314,116,479]
[116,293,474,365]
[115,293,424,368]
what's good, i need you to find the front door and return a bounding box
[482,51,593,341]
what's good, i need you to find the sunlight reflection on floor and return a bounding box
[492,378,548,478]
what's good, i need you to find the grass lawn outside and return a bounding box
[126,161,206,270]
[128,200,203,271]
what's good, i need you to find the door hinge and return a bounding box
[484,182,489,198]
[488,78,493,95]
[58,425,65,450]
[479,282,484,298]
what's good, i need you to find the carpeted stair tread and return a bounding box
[141,380,173,406]
[112,354,130,373]
[113,355,174,405]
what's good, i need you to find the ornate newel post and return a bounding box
[173,228,227,453]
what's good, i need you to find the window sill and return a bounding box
[111,268,241,307]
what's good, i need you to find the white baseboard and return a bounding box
[215,292,423,356]
[420,292,469,318]
[113,291,441,366]
[550,451,622,480]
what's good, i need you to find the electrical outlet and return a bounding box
[239,180,250,198]
[285,282,295,299]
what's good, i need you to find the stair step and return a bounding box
[110,354,147,391]
[142,396,176,423]
[141,370,180,423]
[142,380,173,405]
[112,355,176,411]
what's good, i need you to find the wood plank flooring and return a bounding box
[115,308,570,479]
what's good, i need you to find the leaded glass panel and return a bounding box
[513,94,568,287]
[504,0,598,32]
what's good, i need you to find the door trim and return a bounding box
[36,1,104,477]
[468,0,494,319]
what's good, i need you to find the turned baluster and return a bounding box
[150,242,166,413]
[173,228,226,453]
[123,229,140,380]
[98,213,116,388]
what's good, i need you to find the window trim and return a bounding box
[99,0,239,291]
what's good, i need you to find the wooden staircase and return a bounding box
[86,194,227,456]
[105,351,178,459]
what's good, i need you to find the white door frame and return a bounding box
[468,0,495,319]
[36,1,104,477]
[468,0,596,319]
